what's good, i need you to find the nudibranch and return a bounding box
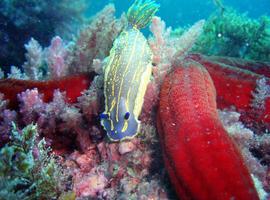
[100,0,159,141]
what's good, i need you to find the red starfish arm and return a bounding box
[187,54,270,129]
[0,73,95,109]
[158,61,259,200]
[206,55,270,78]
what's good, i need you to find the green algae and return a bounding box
[190,8,270,61]
[0,123,70,200]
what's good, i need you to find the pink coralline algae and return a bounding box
[46,36,69,78]
[70,4,126,74]
[22,38,44,80]
[0,2,270,200]
[63,131,166,199]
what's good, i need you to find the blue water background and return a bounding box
[86,0,270,28]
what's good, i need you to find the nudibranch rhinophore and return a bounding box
[100,0,159,141]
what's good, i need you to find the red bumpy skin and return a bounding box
[187,54,263,110]
[205,55,270,78]
[157,61,259,200]
[188,54,270,127]
[0,73,95,109]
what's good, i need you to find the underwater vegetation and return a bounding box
[1,0,270,199]
[0,0,88,69]
[192,8,270,61]
[0,123,72,200]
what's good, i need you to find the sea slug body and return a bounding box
[100,0,159,141]
[157,61,259,200]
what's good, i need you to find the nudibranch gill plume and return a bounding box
[100,0,159,141]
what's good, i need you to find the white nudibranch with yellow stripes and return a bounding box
[100,0,159,141]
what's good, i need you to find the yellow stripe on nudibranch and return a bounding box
[100,0,159,141]
[116,31,139,122]
[134,63,152,118]
[121,120,129,132]
[111,31,129,97]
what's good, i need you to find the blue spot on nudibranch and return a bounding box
[100,113,109,119]
[100,98,140,141]
[124,112,130,120]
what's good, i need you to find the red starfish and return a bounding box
[188,54,270,131]
[157,60,259,199]
[0,73,95,109]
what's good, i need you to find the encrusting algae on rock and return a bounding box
[100,0,159,141]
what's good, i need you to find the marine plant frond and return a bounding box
[127,0,160,29]
[0,123,71,199]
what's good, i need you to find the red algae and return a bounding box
[157,61,259,200]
